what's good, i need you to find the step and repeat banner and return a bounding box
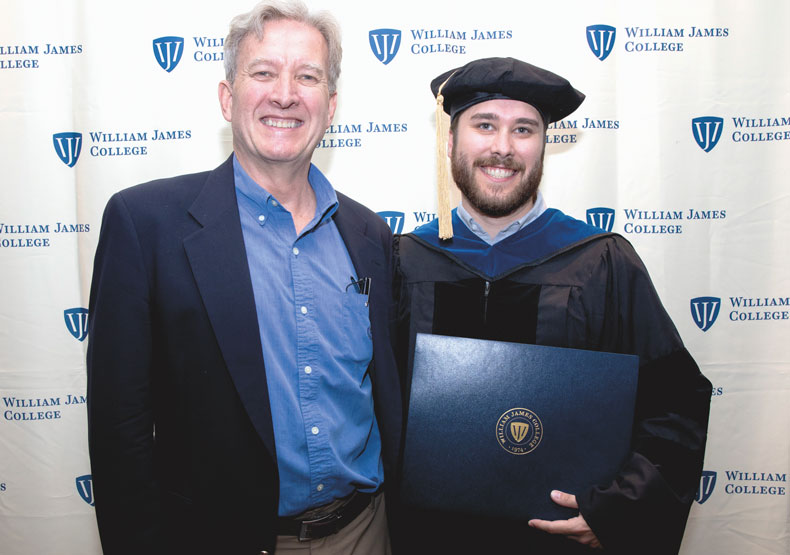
[1,0,788,553]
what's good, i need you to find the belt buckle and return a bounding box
[298,511,341,542]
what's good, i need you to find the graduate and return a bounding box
[394,57,712,554]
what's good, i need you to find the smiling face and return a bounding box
[218,18,336,178]
[449,98,545,219]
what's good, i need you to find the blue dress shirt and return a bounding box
[233,157,383,516]
[456,192,548,245]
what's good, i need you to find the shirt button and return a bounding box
[271,200,279,207]
[292,247,299,256]
[311,426,319,435]
[300,306,308,315]
[316,484,324,492]
[304,366,312,374]
[258,215,265,222]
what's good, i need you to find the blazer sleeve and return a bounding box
[86,192,161,554]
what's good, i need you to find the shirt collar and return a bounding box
[233,155,339,232]
[457,191,548,245]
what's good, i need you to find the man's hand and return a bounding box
[528,490,603,549]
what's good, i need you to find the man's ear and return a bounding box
[218,80,233,123]
[327,91,338,127]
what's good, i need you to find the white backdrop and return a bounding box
[1,1,788,553]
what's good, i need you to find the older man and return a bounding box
[87,2,401,554]
[395,57,711,554]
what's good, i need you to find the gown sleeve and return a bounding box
[576,237,712,555]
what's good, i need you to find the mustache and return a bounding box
[472,156,525,172]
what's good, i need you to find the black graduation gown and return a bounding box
[393,209,711,555]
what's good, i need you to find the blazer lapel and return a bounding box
[334,195,403,464]
[334,196,387,295]
[182,156,276,458]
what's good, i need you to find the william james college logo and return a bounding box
[695,470,717,504]
[153,36,184,72]
[64,307,89,342]
[496,408,543,455]
[692,117,724,152]
[586,25,616,61]
[76,474,94,506]
[690,296,721,332]
[369,29,402,65]
[586,207,615,232]
[377,211,405,234]
[53,132,82,167]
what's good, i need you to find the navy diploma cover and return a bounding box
[401,333,639,521]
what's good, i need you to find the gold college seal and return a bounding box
[496,408,543,455]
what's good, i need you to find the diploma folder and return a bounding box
[401,333,639,521]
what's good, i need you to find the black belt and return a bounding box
[276,490,375,542]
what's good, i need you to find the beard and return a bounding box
[451,149,544,219]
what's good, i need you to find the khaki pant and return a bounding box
[275,493,390,555]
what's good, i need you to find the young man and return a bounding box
[395,57,711,554]
[87,2,401,554]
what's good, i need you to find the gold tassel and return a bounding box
[435,73,455,240]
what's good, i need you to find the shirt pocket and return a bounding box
[340,291,373,367]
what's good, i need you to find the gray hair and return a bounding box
[223,0,342,93]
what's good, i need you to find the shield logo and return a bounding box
[510,421,530,443]
[377,211,405,234]
[692,117,724,152]
[586,25,616,61]
[586,207,615,232]
[153,36,184,72]
[369,29,401,65]
[64,307,89,342]
[76,474,95,506]
[52,132,82,167]
[690,297,721,332]
[695,470,717,504]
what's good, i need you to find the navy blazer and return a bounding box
[87,156,402,555]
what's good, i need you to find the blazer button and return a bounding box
[259,552,270,555]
